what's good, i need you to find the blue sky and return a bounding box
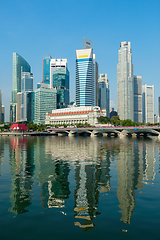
[0,0,160,121]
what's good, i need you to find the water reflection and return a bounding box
[9,137,34,215]
[0,137,5,176]
[3,136,158,228]
[116,138,156,224]
[34,137,71,208]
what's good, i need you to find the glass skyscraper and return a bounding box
[34,88,57,124]
[76,48,93,107]
[117,42,134,121]
[42,56,52,84]
[98,74,110,117]
[50,58,67,88]
[52,67,69,108]
[16,72,34,122]
[76,39,98,107]
[11,52,31,122]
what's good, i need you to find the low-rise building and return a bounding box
[45,106,104,126]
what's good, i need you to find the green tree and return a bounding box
[111,116,120,126]
[122,119,135,126]
[97,116,110,124]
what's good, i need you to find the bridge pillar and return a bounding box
[132,133,137,138]
[90,131,95,137]
[119,133,126,138]
[68,131,73,137]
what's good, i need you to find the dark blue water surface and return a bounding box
[0,136,160,240]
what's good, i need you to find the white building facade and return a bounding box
[117,42,134,121]
[142,84,154,124]
[45,106,104,126]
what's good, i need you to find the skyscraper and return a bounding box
[11,53,31,122]
[16,72,34,122]
[76,38,98,107]
[50,58,67,88]
[52,67,69,108]
[142,84,154,124]
[34,88,57,124]
[134,76,142,122]
[76,48,93,107]
[98,74,110,117]
[117,42,134,121]
[42,55,52,84]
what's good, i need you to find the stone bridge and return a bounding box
[48,126,160,138]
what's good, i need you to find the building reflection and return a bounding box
[44,136,115,231]
[0,137,4,176]
[74,162,98,231]
[9,137,34,215]
[5,135,157,225]
[142,141,156,182]
[116,138,156,224]
[34,137,70,209]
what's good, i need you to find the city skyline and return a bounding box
[0,0,160,121]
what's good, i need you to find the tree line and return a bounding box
[97,116,158,126]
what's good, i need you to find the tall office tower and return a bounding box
[142,84,154,124]
[16,72,34,122]
[76,38,98,107]
[34,88,57,124]
[0,90,2,122]
[134,76,142,122]
[50,58,67,88]
[76,48,93,106]
[42,55,52,84]
[117,42,134,121]
[1,105,4,122]
[11,53,31,122]
[98,74,110,117]
[52,67,69,108]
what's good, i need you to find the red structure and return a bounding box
[11,123,28,131]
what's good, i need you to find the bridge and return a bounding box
[1,126,159,138]
[48,126,160,138]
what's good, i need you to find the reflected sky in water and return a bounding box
[0,136,160,239]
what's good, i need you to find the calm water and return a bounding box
[0,136,160,240]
